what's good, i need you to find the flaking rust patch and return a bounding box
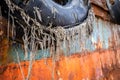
[0,38,9,65]
[0,17,11,65]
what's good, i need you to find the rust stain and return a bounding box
[90,0,108,11]
[0,17,12,65]
[105,69,120,80]
[0,47,120,80]
[92,4,111,21]
[0,38,9,65]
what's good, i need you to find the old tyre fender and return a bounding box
[0,0,90,43]
[1,0,90,28]
[106,0,120,24]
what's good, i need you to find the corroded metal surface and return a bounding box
[0,17,10,65]
[0,0,120,79]
[90,0,108,11]
[92,4,111,21]
[0,17,120,64]
[0,16,120,79]
[91,0,112,22]
[91,0,120,24]
[0,47,120,80]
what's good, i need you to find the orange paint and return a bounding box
[0,47,120,80]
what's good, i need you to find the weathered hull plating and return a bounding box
[0,16,120,80]
[1,17,120,63]
[0,0,120,80]
[0,47,120,80]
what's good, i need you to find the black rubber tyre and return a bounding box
[1,0,90,28]
[106,0,120,24]
[0,0,90,43]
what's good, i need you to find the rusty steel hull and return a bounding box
[0,47,120,80]
[1,18,119,63]
[0,17,120,80]
[0,1,120,80]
